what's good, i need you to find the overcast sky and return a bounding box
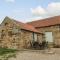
[0,0,60,23]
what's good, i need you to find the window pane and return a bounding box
[34,33,37,41]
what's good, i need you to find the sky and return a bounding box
[0,0,60,23]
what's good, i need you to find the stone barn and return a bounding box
[0,17,43,49]
[27,16,60,47]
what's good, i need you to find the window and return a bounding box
[34,33,37,41]
[33,33,37,42]
[45,32,53,42]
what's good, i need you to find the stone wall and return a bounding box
[0,23,21,49]
[37,34,44,44]
[0,18,43,49]
[20,30,33,49]
[0,19,42,49]
[20,30,43,48]
[36,25,60,46]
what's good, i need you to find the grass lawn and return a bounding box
[0,48,18,60]
[0,48,18,55]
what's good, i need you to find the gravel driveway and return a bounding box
[9,48,60,60]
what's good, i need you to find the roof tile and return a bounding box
[27,16,60,28]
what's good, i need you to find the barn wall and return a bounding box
[36,25,60,46]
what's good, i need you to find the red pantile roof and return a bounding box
[15,21,40,33]
[4,17,40,33]
[27,16,60,28]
